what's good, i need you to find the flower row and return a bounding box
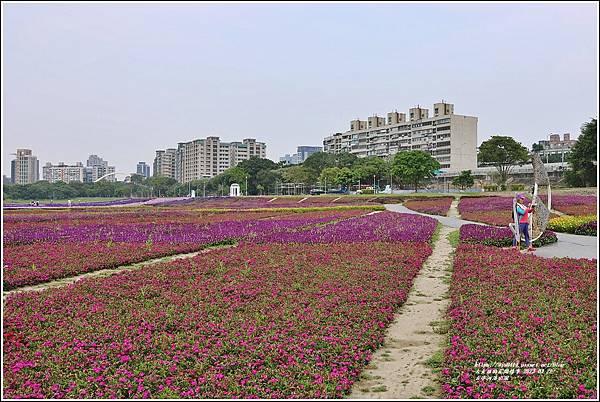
[3,242,432,398]
[548,215,597,236]
[3,210,364,288]
[251,212,438,244]
[403,197,453,216]
[459,224,558,248]
[442,244,597,399]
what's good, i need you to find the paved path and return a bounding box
[385,204,597,260]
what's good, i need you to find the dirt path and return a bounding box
[448,197,460,218]
[2,244,235,301]
[349,225,455,399]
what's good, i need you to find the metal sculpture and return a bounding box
[509,153,552,246]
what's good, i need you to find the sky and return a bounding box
[2,2,598,176]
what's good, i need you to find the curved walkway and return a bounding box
[385,204,597,260]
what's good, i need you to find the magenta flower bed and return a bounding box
[252,212,438,244]
[459,224,558,248]
[458,196,517,226]
[403,197,453,216]
[3,211,364,289]
[3,198,149,208]
[442,244,597,399]
[3,242,432,398]
[544,195,597,216]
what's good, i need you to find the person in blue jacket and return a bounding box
[512,193,535,251]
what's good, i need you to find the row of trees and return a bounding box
[4,150,447,200]
[4,118,594,200]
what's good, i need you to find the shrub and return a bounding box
[574,220,597,236]
[548,215,597,235]
[459,224,558,248]
[509,183,525,191]
[483,184,498,192]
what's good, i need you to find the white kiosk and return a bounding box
[230,183,241,197]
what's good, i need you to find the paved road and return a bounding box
[385,203,597,260]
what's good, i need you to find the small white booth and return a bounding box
[230,183,241,197]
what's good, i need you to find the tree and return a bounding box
[333,152,358,169]
[391,150,440,192]
[236,157,278,176]
[129,174,146,185]
[336,167,355,189]
[255,169,281,195]
[353,156,388,185]
[281,165,317,185]
[319,167,341,188]
[146,176,177,197]
[531,143,544,153]
[478,136,529,186]
[302,152,335,175]
[452,170,475,190]
[567,118,597,187]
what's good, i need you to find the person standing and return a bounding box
[512,194,535,252]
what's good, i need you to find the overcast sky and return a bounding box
[2,2,598,175]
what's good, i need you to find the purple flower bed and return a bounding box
[3,214,353,246]
[459,224,558,248]
[252,212,438,244]
[542,194,597,216]
[574,221,597,236]
[3,198,149,208]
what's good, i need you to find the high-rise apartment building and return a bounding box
[136,162,151,178]
[323,102,477,171]
[153,149,177,178]
[158,137,266,183]
[43,162,86,183]
[86,154,116,182]
[12,149,39,184]
[280,145,323,165]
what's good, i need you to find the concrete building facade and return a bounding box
[86,154,116,182]
[168,137,266,182]
[153,148,177,179]
[43,162,86,183]
[533,133,577,163]
[323,102,477,172]
[12,149,39,185]
[136,162,151,178]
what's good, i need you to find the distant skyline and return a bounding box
[2,2,598,175]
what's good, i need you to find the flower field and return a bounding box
[442,244,597,399]
[403,197,453,216]
[3,209,366,289]
[457,196,516,226]
[154,196,404,209]
[253,212,437,244]
[548,195,597,216]
[459,224,558,248]
[3,241,432,398]
[548,215,597,236]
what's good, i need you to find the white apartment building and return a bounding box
[43,162,86,183]
[11,149,39,185]
[323,102,477,172]
[174,137,266,182]
[153,149,177,179]
[85,154,116,182]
